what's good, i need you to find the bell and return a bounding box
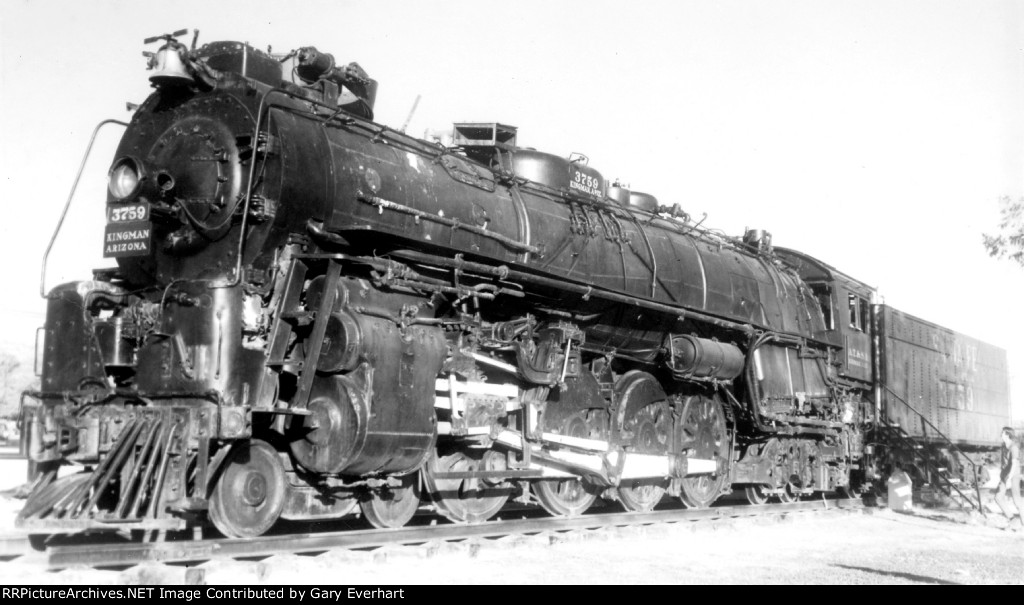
[149,44,193,86]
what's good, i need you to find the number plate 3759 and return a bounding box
[107,202,150,223]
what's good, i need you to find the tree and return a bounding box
[0,352,38,419]
[0,354,20,418]
[983,196,1024,267]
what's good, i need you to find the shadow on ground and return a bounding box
[832,564,959,585]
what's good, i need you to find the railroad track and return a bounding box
[1,497,864,571]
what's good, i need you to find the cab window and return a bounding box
[810,284,834,330]
[848,294,870,332]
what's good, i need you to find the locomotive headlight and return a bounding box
[108,157,143,200]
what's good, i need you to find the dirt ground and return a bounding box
[0,447,1021,585]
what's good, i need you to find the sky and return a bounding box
[1,0,1022,417]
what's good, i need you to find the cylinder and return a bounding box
[316,311,362,373]
[670,335,745,381]
[289,318,445,475]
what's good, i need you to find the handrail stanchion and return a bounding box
[40,119,129,298]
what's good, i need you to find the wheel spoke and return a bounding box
[677,396,730,509]
[534,413,599,516]
[612,373,670,513]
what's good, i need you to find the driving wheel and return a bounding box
[614,373,670,512]
[676,396,729,508]
[533,414,599,516]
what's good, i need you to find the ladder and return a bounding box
[878,385,985,514]
[264,255,343,410]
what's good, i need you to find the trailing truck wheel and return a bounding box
[676,396,730,509]
[208,440,286,539]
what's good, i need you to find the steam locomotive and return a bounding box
[19,32,1010,539]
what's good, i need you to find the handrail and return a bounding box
[881,419,982,511]
[882,385,975,462]
[40,119,129,298]
[882,384,984,511]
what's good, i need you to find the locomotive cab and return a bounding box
[775,247,876,386]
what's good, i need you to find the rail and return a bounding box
[882,385,984,512]
[22,497,862,570]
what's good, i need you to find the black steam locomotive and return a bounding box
[19,32,1010,539]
